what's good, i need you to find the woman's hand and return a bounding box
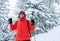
[8,18,12,24]
[31,19,35,25]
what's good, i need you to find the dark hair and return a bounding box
[18,11,25,18]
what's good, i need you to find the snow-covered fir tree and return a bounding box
[15,0,60,36]
[0,0,60,41]
[0,0,16,41]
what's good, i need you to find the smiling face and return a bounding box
[18,11,25,18]
[20,13,24,18]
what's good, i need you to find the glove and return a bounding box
[31,19,35,25]
[8,18,12,24]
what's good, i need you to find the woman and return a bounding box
[8,11,35,41]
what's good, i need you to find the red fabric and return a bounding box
[15,40,24,41]
[10,15,35,41]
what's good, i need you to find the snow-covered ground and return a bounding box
[31,25,60,41]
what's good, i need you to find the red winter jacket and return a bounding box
[10,15,35,41]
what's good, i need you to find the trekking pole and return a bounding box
[30,19,36,41]
[33,30,36,41]
[3,21,9,32]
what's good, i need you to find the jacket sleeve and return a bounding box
[10,21,17,31]
[28,20,35,32]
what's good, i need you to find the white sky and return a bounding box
[30,0,42,4]
[8,0,18,18]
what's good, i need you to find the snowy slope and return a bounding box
[31,25,60,41]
